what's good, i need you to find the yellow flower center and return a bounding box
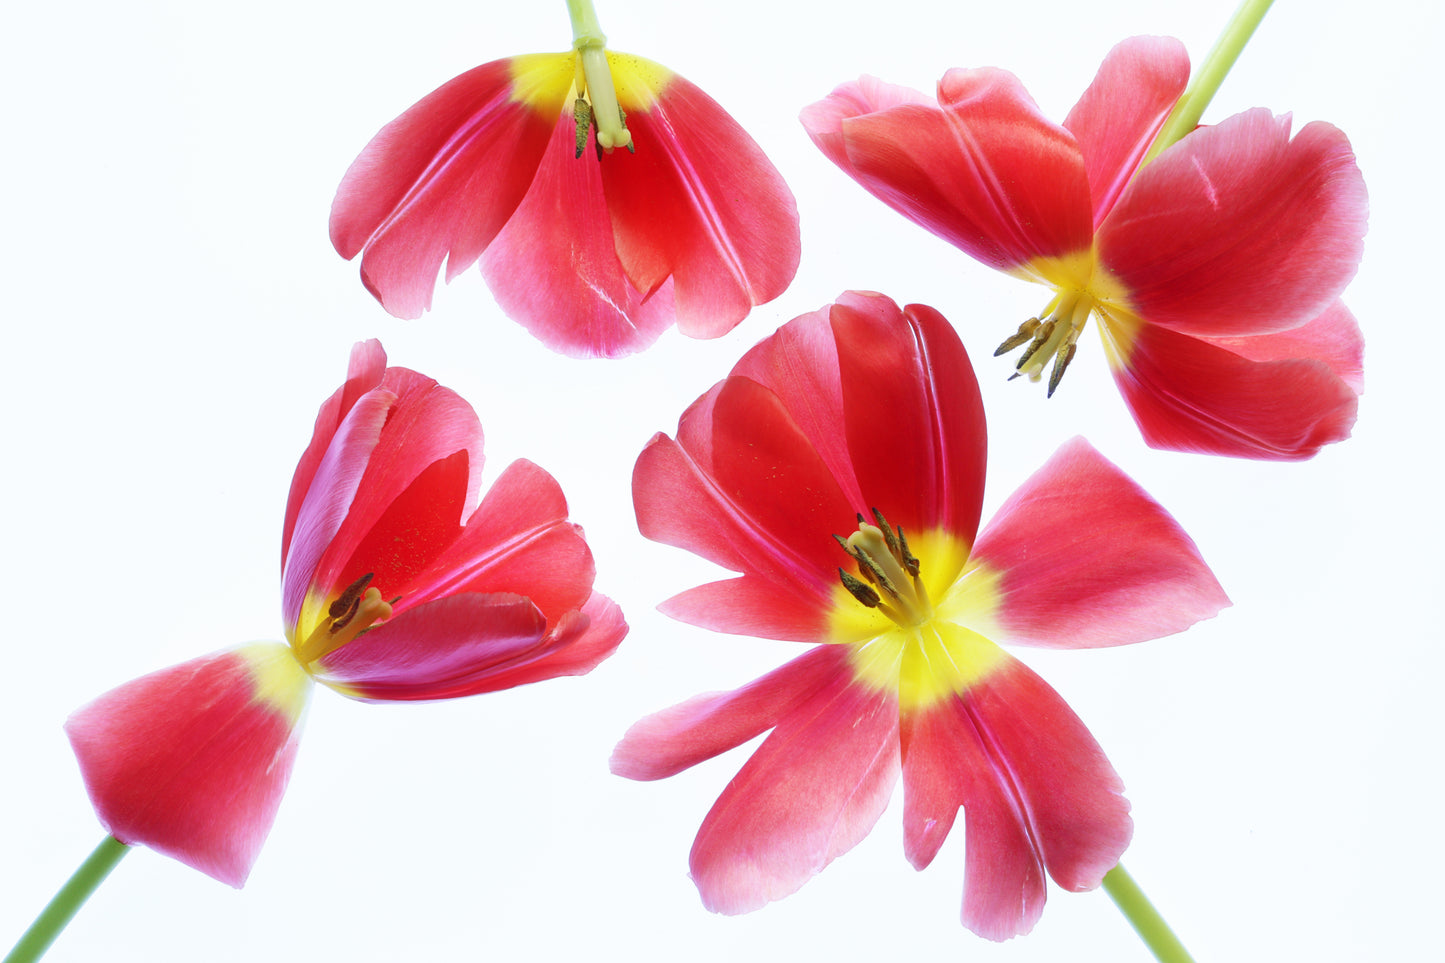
[291,573,395,668]
[831,511,1007,712]
[996,249,1144,395]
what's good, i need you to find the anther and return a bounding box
[1047,342,1077,398]
[839,569,881,608]
[328,573,375,619]
[1015,319,1057,371]
[573,99,593,159]
[994,318,1041,356]
[895,527,920,577]
[870,508,900,560]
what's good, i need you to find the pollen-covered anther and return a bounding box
[835,510,932,627]
[294,573,395,666]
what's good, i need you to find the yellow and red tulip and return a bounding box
[802,37,1366,459]
[613,292,1228,940]
[331,45,800,358]
[66,340,625,886]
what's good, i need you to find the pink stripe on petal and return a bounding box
[282,340,387,571]
[1112,322,1361,459]
[481,112,677,358]
[972,437,1229,647]
[1062,36,1190,226]
[900,702,1046,941]
[689,665,900,914]
[313,592,548,701]
[407,459,594,624]
[65,647,310,887]
[964,656,1132,893]
[330,59,564,319]
[611,644,849,782]
[804,69,1092,270]
[602,74,800,338]
[1100,110,1368,337]
[832,294,987,548]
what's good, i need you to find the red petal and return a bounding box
[329,58,565,319]
[688,664,900,914]
[1100,110,1368,336]
[831,294,987,549]
[282,340,387,574]
[460,591,626,692]
[1199,298,1363,394]
[480,109,677,358]
[313,592,549,700]
[971,437,1229,646]
[1111,319,1361,459]
[1062,36,1190,226]
[405,459,595,626]
[65,646,310,887]
[901,651,1131,938]
[802,70,1092,270]
[658,576,835,642]
[601,64,800,338]
[611,644,848,781]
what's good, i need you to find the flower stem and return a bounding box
[564,0,606,48]
[4,836,129,963]
[1102,864,1195,963]
[1144,0,1276,161]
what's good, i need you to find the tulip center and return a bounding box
[292,573,394,667]
[573,45,634,156]
[835,509,933,628]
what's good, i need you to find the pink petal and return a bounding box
[330,57,566,319]
[461,591,626,692]
[688,664,901,914]
[600,64,800,338]
[480,108,677,358]
[900,698,1045,941]
[405,459,595,626]
[312,592,549,701]
[903,641,1134,939]
[65,646,310,887]
[971,437,1229,646]
[1110,318,1361,459]
[1100,109,1368,336]
[658,576,835,643]
[802,70,1092,270]
[282,340,387,572]
[830,294,987,550]
[611,644,850,781]
[1062,36,1190,226]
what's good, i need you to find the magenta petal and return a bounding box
[659,576,835,642]
[1062,36,1190,225]
[1198,298,1364,394]
[65,646,310,887]
[313,592,549,701]
[971,437,1229,647]
[612,644,850,781]
[689,666,900,914]
[1112,320,1361,459]
[481,111,677,358]
[1100,109,1368,336]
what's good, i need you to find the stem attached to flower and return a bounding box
[4,836,129,963]
[1102,864,1196,963]
[1144,0,1276,161]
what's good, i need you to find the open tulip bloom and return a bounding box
[330,0,800,358]
[13,340,624,960]
[614,292,1229,943]
[802,34,1367,460]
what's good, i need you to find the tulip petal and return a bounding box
[480,107,677,358]
[313,592,550,701]
[802,70,1092,270]
[601,57,800,338]
[1197,298,1364,394]
[1109,318,1361,459]
[406,459,595,624]
[1100,109,1367,336]
[462,591,627,693]
[1062,36,1189,226]
[65,645,311,887]
[689,663,900,914]
[612,644,849,781]
[330,57,569,319]
[970,437,1229,646]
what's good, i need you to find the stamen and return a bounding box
[1014,319,1057,371]
[895,526,920,578]
[294,578,395,666]
[994,318,1041,356]
[839,569,881,608]
[573,99,593,159]
[1047,342,1077,398]
[835,510,934,627]
[576,45,633,154]
[328,573,375,619]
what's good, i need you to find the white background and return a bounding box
[3,0,1439,960]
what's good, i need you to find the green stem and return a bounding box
[4,836,129,963]
[1144,0,1276,161]
[564,0,606,48]
[1102,864,1195,963]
